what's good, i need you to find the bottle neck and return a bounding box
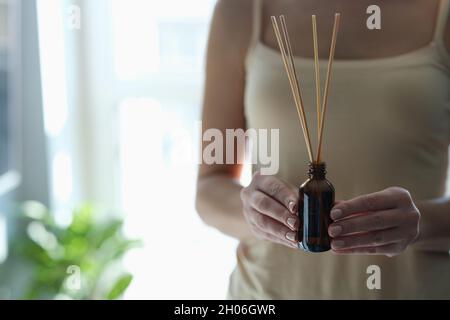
[308,162,327,180]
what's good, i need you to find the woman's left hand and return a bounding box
[328,187,420,257]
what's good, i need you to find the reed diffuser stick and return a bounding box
[311,15,322,142]
[279,16,315,162]
[316,13,340,163]
[270,13,341,253]
[271,16,314,162]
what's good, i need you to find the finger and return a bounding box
[332,242,406,257]
[331,227,403,250]
[249,190,299,230]
[254,174,299,214]
[328,209,405,237]
[247,206,298,244]
[250,223,298,249]
[330,188,402,220]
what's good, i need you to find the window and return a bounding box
[91,0,237,299]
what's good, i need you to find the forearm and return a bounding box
[196,174,252,240]
[414,197,450,253]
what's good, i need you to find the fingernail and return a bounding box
[286,232,296,242]
[332,240,345,249]
[330,209,342,220]
[288,201,297,214]
[329,225,342,237]
[287,217,297,230]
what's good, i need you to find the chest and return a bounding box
[261,0,440,60]
[245,45,450,149]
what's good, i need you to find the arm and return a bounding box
[197,174,250,240]
[196,1,301,247]
[195,0,253,240]
[415,197,450,252]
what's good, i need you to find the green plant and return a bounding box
[8,201,141,300]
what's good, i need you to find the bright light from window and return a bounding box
[52,151,73,202]
[36,0,69,137]
[111,0,215,79]
[118,98,164,218]
[118,96,237,299]
[51,151,74,226]
[111,0,160,80]
[111,0,237,300]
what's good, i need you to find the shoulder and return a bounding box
[213,0,254,22]
[209,0,255,56]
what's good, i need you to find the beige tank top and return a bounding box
[228,0,450,299]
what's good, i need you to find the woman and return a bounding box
[196,0,450,299]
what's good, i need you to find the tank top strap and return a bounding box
[433,0,450,42]
[249,0,263,50]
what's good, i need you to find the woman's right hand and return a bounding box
[240,172,301,248]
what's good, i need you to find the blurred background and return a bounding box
[0,0,240,299]
[1,0,449,301]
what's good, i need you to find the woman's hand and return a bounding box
[240,172,300,248]
[329,187,420,257]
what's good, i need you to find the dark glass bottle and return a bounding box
[298,162,334,252]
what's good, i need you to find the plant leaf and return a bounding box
[106,274,133,300]
[69,205,94,234]
[90,220,123,248]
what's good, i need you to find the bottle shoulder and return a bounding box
[300,178,334,193]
